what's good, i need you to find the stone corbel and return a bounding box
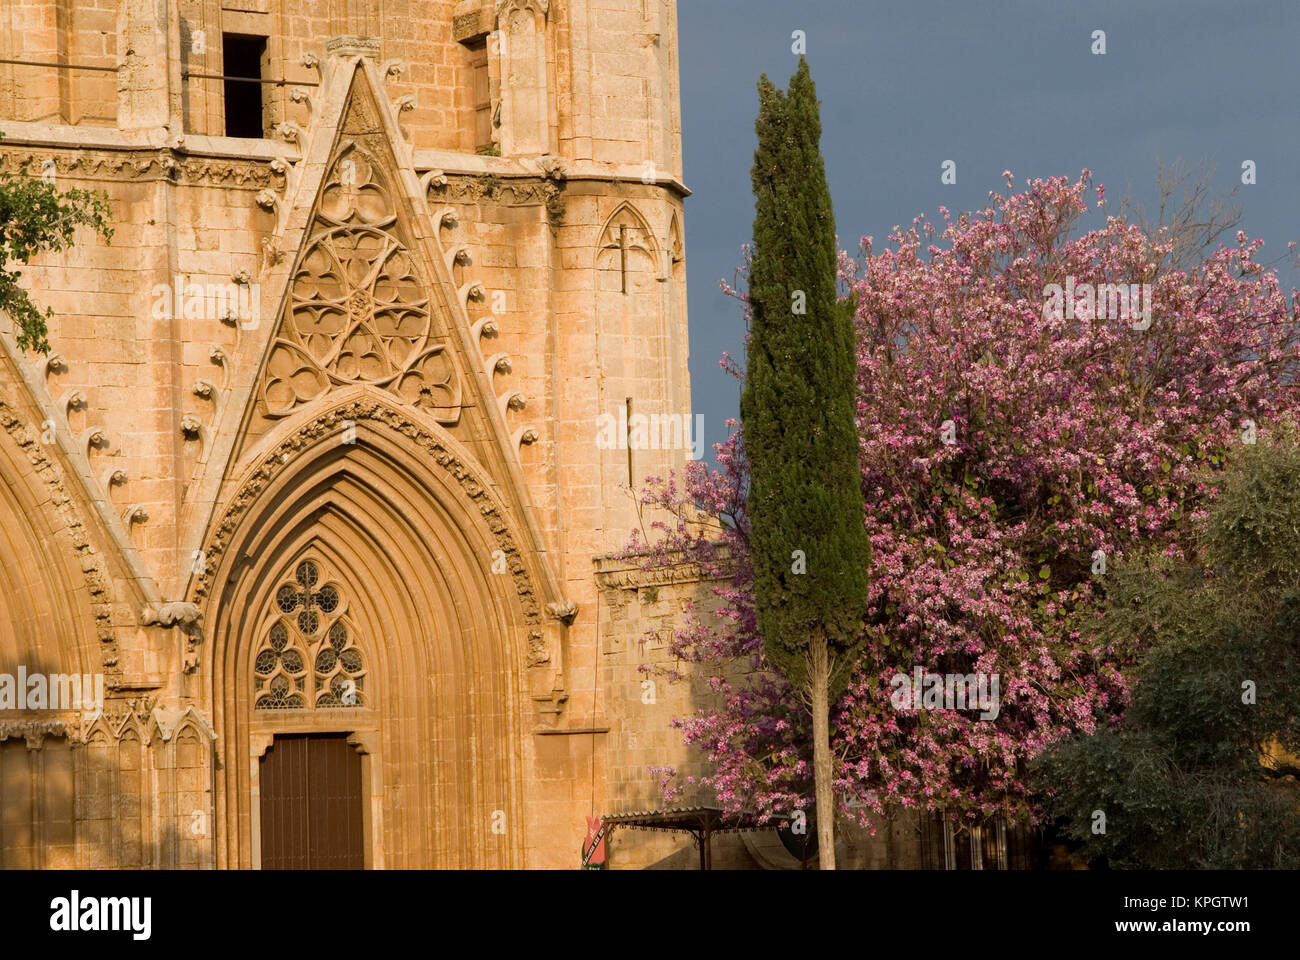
[58,387,86,418]
[545,599,578,625]
[81,425,108,457]
[536,154,565,182]
[288,87,314,119]
[445,243,472,273]
[141,601,201,630]
[123,504,149,526]
[497,389,526,418]
[422,170,450,195]
[275,120,304,145]
[460,280,485,310]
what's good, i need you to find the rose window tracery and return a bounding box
[261,140,461,422]
[254,560,368,709]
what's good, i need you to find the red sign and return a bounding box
[581,816,607,869]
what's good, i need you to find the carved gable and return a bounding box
[257,82,462,426]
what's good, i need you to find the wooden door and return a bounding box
[260,734,363,869]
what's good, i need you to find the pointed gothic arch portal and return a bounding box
[201,401,538,868]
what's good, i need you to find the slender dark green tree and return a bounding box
[740,58,870,870]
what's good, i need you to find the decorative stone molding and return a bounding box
[0,149,289,190]
[181,157,287,189]
[0,719,70,749]
[327,35,382,60]
[428,173,566,224]
[0,399,116,648]
[193,399,547,663]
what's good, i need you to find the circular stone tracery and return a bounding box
[259,141,462,421]
[253,560,367,709]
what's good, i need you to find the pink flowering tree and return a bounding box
[629,171,1300,829]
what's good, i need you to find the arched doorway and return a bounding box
[199,398,539,868]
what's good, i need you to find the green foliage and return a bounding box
[0,133,114,353]
[1034,423,1300,868]
[739,59,870,694]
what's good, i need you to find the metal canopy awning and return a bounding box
[600,806,765,870]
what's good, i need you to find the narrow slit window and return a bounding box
[222,33,266,139]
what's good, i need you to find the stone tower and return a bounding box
[0,0,710,869]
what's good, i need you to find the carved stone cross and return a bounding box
[617,225,629,294]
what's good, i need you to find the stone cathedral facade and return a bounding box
[0,0,748,870]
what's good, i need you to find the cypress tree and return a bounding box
[740,58,870,869]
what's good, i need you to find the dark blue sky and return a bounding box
[678,0,1300,466]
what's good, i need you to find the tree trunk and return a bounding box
[809,631,836,870]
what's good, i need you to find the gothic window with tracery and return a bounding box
[254,560,368,709]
